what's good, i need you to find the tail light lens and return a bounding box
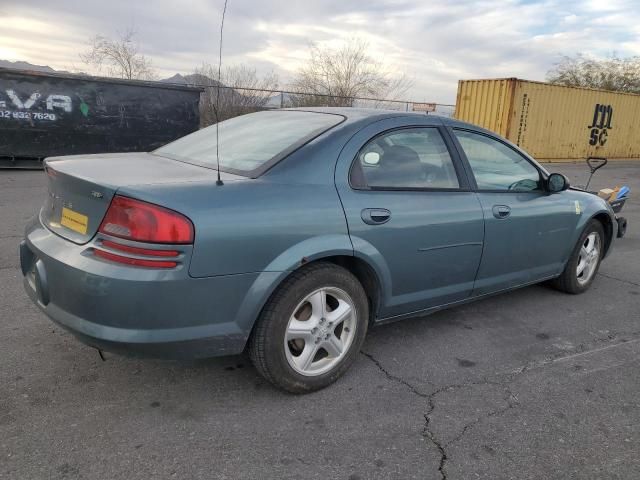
[94,249,178,269]
[99,195,194,244]
[100,240,179,257]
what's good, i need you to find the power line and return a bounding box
[160,80,455,108]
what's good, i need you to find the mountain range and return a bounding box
[0,59,58,72]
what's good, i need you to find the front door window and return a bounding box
[453,130,541,191]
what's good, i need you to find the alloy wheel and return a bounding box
[576,232,600,286]
[284,287,357,376]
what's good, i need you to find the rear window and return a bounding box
[153,110,344,176]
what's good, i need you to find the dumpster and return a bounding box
[0,68,202,168]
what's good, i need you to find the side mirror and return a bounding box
[547,173,570,193]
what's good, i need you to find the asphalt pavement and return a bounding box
[1,161,638,479]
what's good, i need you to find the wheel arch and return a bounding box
[590,211,615,257]
[239,255,385,351]
[564,203,616,266]
[318,255,382,325]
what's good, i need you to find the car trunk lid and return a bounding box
[41,152,243,244]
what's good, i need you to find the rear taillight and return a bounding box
[95,196,193,269]
[94,249,178,269]
[101,240,179,257]
[98,195,194,244]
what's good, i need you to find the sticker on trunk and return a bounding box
[61,207,89,234]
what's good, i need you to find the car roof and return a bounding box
[262,107,549,178]
[278,107,544,165]
[281,106,478,129]
[282,106,438,121]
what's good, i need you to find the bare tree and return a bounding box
[547,54,640,93]
[80,27,157,80]
[192,64,279,125]
[289,39,412,107]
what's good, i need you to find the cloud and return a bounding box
[2,0,639,103]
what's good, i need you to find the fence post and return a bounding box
[280,92,284,108]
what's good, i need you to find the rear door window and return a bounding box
[351,128,460,189]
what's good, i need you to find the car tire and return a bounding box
[249,262,369,393]
[617,217,627,238]
[551,219,605,294]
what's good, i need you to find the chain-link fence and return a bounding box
[165,81,455,127]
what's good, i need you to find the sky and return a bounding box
[1,0,639,103]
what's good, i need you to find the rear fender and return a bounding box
[233,234,354,333]
[349,236,393,311]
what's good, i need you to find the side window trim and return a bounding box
[449,127,547,193]
[348,125,471,192]
[441,127,478,191]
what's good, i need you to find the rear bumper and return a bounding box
[20,216,272,359]
[22,288,248,358]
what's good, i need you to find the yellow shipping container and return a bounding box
[454,78,640,161]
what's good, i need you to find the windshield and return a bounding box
[153,110,344,176]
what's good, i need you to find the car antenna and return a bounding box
[215,0,229,186]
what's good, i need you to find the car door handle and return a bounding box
[492,205,511,219]
[361,208,391,225]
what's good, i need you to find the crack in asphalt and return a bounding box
[422,384,463,480]
[444,389,519,449]
[423,412,447,480]
[361,328,640,479]
[597,272,640,287]
[421,380,518,479]
[362,350,510,480]
[360,351,429,398]
[361,350,446,479]
[506,330,640,376]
